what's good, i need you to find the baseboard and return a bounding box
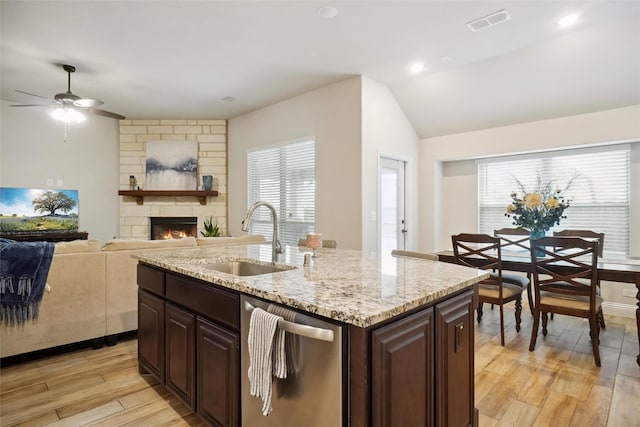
[602,301,636,319]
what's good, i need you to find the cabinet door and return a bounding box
[435,290,475,427]
[166,302,196,409]
[138,290,165,382]
[197,317,239,427]
[372,307,434,427]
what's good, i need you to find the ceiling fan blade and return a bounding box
[10,104,48,107]
[87,108,126,120]
[74,98,104,108]
[16,90,52,101]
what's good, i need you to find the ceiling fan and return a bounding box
[11,64,126,121]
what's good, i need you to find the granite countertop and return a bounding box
[133,243,488,328]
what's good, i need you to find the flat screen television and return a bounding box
[0,187,79,233]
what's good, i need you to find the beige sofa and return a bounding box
[0,235,266,358]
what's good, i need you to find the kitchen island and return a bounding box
[134,243,488,427]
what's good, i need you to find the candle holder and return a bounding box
[306,233,322,257]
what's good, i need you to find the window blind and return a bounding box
[478,145,630,258]
[247,140,315,247]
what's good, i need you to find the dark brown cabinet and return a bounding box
[166,303,196,410]
[370,290,476,427]
[372,307,434,427]
[435,290,476,427]
[197,317,239,427]
[137,264,239,427]
[138,289,165,382]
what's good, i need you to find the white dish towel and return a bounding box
[248,307,285,416]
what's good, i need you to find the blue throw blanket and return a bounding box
[0,238,55,325]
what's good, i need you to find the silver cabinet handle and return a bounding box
[244,300,334,342]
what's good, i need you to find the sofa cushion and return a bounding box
[196,234,266,246]
[54,239,102,254]
[102,236,197,251]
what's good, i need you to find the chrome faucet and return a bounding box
[241,201,284,262]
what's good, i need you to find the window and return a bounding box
[478,145,630,258]
[247,139,315,247]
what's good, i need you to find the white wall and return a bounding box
[228,77,363,249]
[419,105,640,253]
[361,76,419,255]
[0,100,119,242]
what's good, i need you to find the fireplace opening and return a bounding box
[150,217,197,240]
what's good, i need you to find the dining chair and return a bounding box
[493,228,533,313]
[553,229,605,328]
[553,229,605,257]
[528,236,603,366]
[391,249,439,261]
[297,238,338,249]
[452,233,525,346]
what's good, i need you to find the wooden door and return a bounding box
[371,307,435,427]
[165,302,196,409]
[138,290,165,382]
[196,317,239,427]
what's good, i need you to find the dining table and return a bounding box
[436,249,640,367]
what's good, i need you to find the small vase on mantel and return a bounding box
[529,230,546,258]
[202,175,213,191]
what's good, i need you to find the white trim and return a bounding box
[602,301,636,319]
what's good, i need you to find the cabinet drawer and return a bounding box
[166,274,239,330]
[138,264,165,296]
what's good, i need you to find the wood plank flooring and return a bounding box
[1,305,638,426]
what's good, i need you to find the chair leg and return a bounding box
[542,312,549,336]
[499,304,505,346]
[526,286,534,314]
[529,307,540,351]
[589,315,602,367]
[514,297,522,332]
[477,302,484,323]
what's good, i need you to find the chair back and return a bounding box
[493,227,530,253]
[552,229,604,257]
[391,249,438,261]
[451,233,503,285]
[530,236,599,306]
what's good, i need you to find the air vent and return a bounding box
[467,9,511,32]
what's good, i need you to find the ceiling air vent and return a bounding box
[466,9,511,32]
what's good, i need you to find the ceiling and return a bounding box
[1,1,639,138]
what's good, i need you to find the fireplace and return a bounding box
[150,217,197,240]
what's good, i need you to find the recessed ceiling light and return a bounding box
[558,14,580,27]
[318,6,338,19]
[409,62,425,74]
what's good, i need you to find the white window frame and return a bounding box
[247,139,315,247]
[478,145,630,258]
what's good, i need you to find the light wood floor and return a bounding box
[1,306,639,426]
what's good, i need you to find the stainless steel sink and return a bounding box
[203,260,292,276]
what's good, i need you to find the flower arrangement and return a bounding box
[505,176,573,234]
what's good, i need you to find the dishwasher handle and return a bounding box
[244,300,335,342]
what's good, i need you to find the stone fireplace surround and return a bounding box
[119,119,228,239]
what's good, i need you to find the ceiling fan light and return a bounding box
[51,107,86,124]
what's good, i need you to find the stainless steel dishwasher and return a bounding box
[240,295,343,426]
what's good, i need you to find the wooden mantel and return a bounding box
[118,190,219,206]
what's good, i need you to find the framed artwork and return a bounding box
[145,140,198,190]
[0,187,79,232]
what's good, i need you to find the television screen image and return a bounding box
[0,187,79,232]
